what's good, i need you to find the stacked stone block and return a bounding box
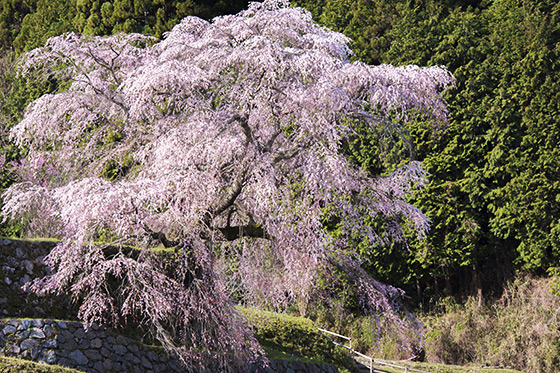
[0,319,183,372]
[0,318,339,372]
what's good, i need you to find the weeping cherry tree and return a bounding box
[2,0,454,369]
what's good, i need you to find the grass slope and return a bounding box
[368,360,523,373]
[0,356,80,373]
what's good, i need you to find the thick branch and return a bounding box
[272,147,300,163]
[218,224,270,241]
[212,171,246,217]
[142,225,180,248]
[228,113,252,146]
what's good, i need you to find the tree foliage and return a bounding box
[383,0,560,297]
[0,0,250,53]
[292,0,401,65]
[291,0,560,302]
[2,0,453,367]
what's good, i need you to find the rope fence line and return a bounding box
[317,328,431,373]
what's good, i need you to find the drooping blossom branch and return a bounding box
[3,0,454,368]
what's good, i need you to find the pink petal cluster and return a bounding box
[3,0,454,368]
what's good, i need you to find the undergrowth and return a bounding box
[309,302,423,361]
[307,275,560,372]
[423,276,560,372]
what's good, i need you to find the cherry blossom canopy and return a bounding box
[3,0,453,369]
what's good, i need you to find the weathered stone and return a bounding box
[142,356,153,368]
[32,319,44,328]
[112,362,122,371]
[21,274,31,285]
[147,350,159,362]
[1,265,14,272]
[64,338,78,350]
[84,349,102,360]
[0,238,12,246]
[18,319,32,331]
[56,320,68,329]
[112,353,124,362]
[58,349,69,358]
[74,328,86,339]
[22,260,34,274]
[15,247,24,258]
[21,349,32,359]
[29,327,46,339]
[58,357,73,368]
[103,358,113,371]
[93,361,105,373]
[2,325,16,334]
[85,329,98,339]
[78,339,90,349]
[113,344,127,355]
[16,330,30,339]
[106,335,116,344]
[169,359,184,372]
[30,347,42,359]
[61,330,74,341]
[286,368,296,373]
[128,343,139,353]
[20,338,40,350]
[69,350,88,365]
[90,338,103,348]
[44,339,58,348]
[38,349,57,364]
[100,347,111,358]
[43,325,54,336]
[8,344,21,354]
[116,335,127,344]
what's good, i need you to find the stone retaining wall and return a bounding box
[0,238,75,319]
[0,318,339,373]
[0,318,184,372]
